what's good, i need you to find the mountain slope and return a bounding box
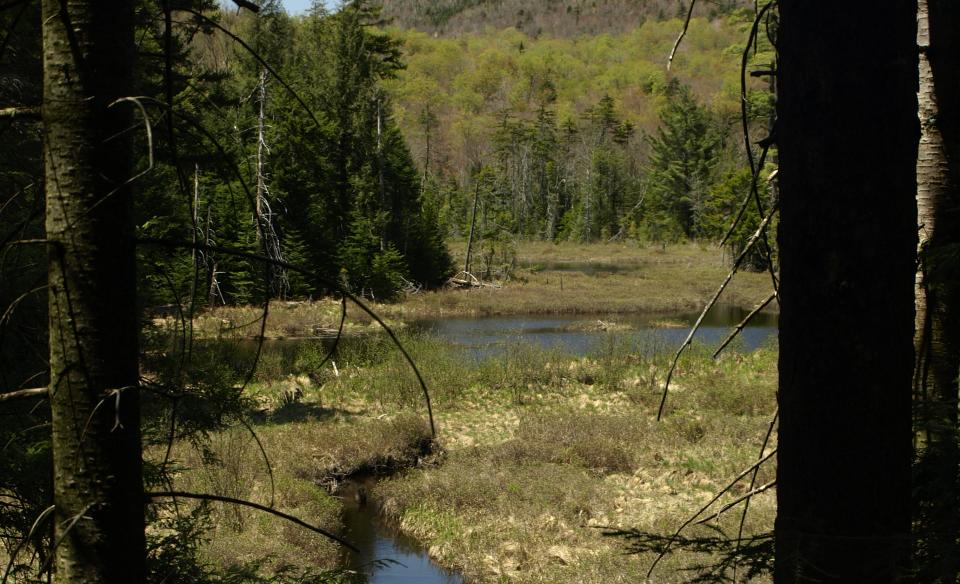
[378,0,753,37]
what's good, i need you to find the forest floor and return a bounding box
[148,242,778,583]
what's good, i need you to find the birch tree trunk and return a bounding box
[775,2,917,581]
[914,0,960,578]
[42,1,145,581]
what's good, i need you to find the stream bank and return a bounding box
[337,476,463,583]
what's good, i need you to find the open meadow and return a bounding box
[147,242,778,583]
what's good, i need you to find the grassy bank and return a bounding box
[158,242,775,339]
[152,328,778,582]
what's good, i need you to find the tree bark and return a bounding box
[913,0,960,578]
[775,2,917,582]
[42,1,145,581]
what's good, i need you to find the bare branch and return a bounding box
[657,201,779,420]
[237,416,276,508]
[696,480,777,525]
[646,447,777,578]
[136,237,438,438]
[37,504,95,577]
[1,505,55,584]
[181,10,327,139]
[732,405,779,580]
[146,491,358,551]
[667,0,697,71]
[0,106,40,120]
[712,291,777,358]
[231,0,261,13]
[1,284,48,329]
[720,141,771,248]
[0,387,47,403]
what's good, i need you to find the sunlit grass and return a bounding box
[143,241,779,582]
[150,325,777,582]
[154,242,775,339]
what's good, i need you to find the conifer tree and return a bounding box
[643,79,720,240]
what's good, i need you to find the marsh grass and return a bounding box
[149,402,432,578]
[152,243,774,340]
[368,340,779,583]
[142,241,779,582]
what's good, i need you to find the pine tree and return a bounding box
[643,79,720,240]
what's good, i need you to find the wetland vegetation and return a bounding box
[145,241,778,583]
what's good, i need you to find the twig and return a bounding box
[1,505,55,584]
[65,97,157,231]
[231,0,261,12]
[0,387,47,403]
[696,480,777,525]
[732,405,779,580]
[237,416,276,508]
[145,491,357,551]
[737,1,780,293]
[37,504,95,578]
[1,285,48,328]
[712,291,777,358]
[182,10,326,137]
[720,141,770,248]
[656,201,778,420]
[737,1,776,218]
[667,0,697,71]
[646,448,777,579]
[0,106,40,120]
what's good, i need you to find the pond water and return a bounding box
[518,259,629,275]
[338,479,463,584]
[412,304,777,360]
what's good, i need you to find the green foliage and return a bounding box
[381,16,781,250]
[643,79,721,240]
[338,214,410,301]
[702,166,775,271]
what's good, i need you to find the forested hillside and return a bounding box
[381,8,775,267]
[377,0,753,37]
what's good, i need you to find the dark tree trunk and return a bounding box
[42,1,145,581]
[775,2,918,582]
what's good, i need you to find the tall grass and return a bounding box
[146,298,778,582]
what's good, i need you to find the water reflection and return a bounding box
[411,305,777,360]
[339,479,463,584]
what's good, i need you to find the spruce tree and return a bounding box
[643,79,720,240]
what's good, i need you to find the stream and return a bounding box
[338,478,463,584]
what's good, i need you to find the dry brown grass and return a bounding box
[389,241,773,319]
[143,240,778,582]
[375,345,778,583]
[153,242,774,338]
[147,410,433,576]
[148,335,777,582]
